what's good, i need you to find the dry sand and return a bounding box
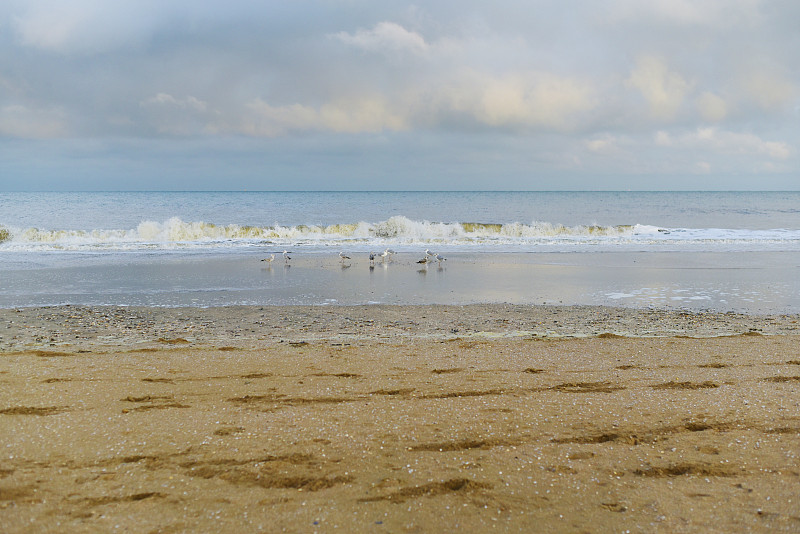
[1,305,799,533]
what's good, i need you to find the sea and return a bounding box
[1,191,799,313]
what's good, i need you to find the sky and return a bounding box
[1,0,799,191]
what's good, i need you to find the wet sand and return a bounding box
[4,250,800,313]
[1,305,800,532]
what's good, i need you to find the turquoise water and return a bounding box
[1,191,798,311]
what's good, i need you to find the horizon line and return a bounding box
[4,189,799,194]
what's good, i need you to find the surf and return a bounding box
[1,215,798,253]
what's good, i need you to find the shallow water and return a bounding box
[1,250,798,313]
[1,191,798,312]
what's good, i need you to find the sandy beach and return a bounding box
[2,305,800,532]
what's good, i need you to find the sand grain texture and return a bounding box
[1,306,800,532]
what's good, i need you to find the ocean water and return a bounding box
[1,191,799,312]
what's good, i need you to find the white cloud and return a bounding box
[694,161,712,173]
[141,93,208,112]
[660,127,791,160]
[333,22,429,55]
[476,74,593,129]
[607,0,764,27]
[696,91,727,122]
[424,71,596,132]
[139,93,213,135]
[654,130,672,146]
[319,98,408,133]
[0,104,68,138]
[586,134,623,154]
[225,70,595,136]
[240,98,407,137]
[3,1,798,188]
[625,55,691,120]
[742,70,796,111]
[242,102,318,136]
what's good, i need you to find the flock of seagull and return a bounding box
[261,248,446,266]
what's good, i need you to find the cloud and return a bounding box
[625,55,692,120]
[655,127,791,160]
[141,93,208,113]
[333,21,429,55]
[2,1,799,188]
[139,93,214,135]
[586,134,625,154]
[240,98,408,137]
[0,104,68,138]
[230,70,594,137]
[654,130,672,146]
[607,0,764,27]
[694,161,712,173]
[450,72,595,131]
[741,70,797,111]
[11,0,163,54]
[695,91,728,122]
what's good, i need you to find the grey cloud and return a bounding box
[1,0,797,189]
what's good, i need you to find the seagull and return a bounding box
[416,257,429,265]
[435,254,446,265]
[369,252,376,265]
[380,249,396,263]
[261,253,275,264]
[425,249,437,259]
[339,251,351,263]
[283,250,291,263]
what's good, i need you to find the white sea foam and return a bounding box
[1,215,799,253]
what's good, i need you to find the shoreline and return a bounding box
[2,304,800,353]
[3,250,800,313]
[2,304,800,532]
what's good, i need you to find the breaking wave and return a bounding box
[0,216,797,252]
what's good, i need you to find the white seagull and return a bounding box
[435,254,446,265]
[380,248,396,262]
[339,251,351,263]
[283,250,292,263]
